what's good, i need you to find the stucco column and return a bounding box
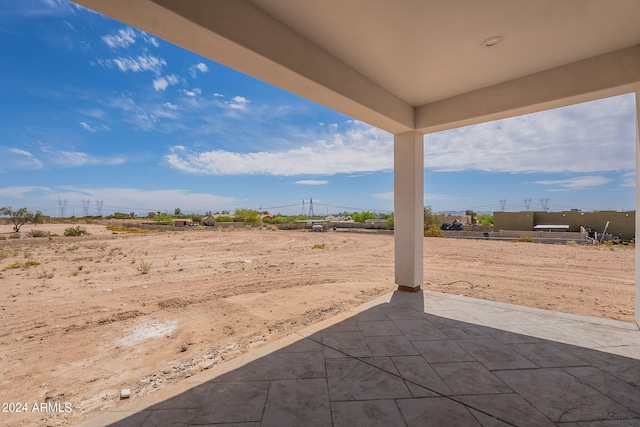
[635,86,640,328]
[394,131,424,290]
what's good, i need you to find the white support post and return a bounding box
[635,89,640,329]
[394,131,424,290]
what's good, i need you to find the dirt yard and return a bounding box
[0,223,634,426]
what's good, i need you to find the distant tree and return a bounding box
[152,213,175,225]
[352,211,377,223]
[130,212,136,218]
[216,215,233,222]
[189,214,203,223]
[221,210,230,215]
[204,210,213,216]
[174,207,182,215]
[147,211,156,218]
[424,206,439,230]
[235,208,260,223]
[477,214,493,226]
[0,206,39,232]
[383,213,394,228]
[465,209,477,224]
[33,210,44,226]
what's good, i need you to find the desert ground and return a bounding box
[0,222,634,426]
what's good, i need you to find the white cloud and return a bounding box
[294,180,329,185]
[0,186,51,198]
[102,55,166,74]
[165,124,392,176]
[80,121,96,132]
[38,145,126,167]
[425,94,635,173]
[3,147,44,170]
[534,176,612,189]
[182,88,202,97]
[621,171,635,188]
[102,27,158,49]
[188,63,209,77]
[140,32,159,48]
[213,93,224,97]
[102,27,136,49]
[153,74,179,91]
[229,96,250,110]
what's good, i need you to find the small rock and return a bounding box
[120,389,131,399]
[180,343,188,352]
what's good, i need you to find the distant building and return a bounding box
[173,218,193,227]
[493,210,635,240]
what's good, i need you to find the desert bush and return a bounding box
[216,216,233,222]
[312,243,325,249]
[603,239,614,247]
[516,236,533,243]
[3,261,23,270]
[566,240,577,246]
[29,229,52,238]
[267,225,278,231]
[137,260,151,275]
[425,224,445,238]
[9,233,20,239]
[64,226,89,237]
[245,224,252,230]
[3,260,41,270]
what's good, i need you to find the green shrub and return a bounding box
[216,216,233,222]
[424,224,445,238]
[267,225,278,231]
[64,226,89,237]
[235,208,260,223]
[312,243,325,249]
[137,261,151,275]
[517,236,533,243]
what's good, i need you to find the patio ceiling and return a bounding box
[72,0,640,134]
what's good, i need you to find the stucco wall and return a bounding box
[493,211,635,240]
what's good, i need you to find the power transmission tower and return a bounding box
[81,199,91,217]
[95,200,104,216]
[57,199,68,217]
[539,198,550,211]
[524,198,532,211]
[499,199,507,211]
[301,199,306,216]
[308,197,315,217]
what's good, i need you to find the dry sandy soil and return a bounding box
[0,222,634,426]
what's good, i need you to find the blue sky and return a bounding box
[0,0,636,217]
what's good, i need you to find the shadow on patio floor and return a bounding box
[79,290,640,426]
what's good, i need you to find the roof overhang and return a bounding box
[72,0,640,134]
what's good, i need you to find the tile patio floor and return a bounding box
[77,290,640,426]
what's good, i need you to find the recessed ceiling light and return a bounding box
[482,36,503,47]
